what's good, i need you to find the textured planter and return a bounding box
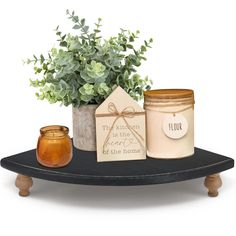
[72,104,98,151]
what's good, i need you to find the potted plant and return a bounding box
[26,10,153,151]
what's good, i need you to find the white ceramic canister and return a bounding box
[144,89,195,159]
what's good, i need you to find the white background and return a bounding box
[0,0,235,235]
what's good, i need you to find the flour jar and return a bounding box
[144,89,195,159]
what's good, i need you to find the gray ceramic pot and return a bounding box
[72,104,99,151]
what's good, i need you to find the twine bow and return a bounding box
[144,96,195,116]
[96,102,145,154]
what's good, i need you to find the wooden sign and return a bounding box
[95,86,146,162]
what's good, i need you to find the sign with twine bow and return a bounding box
[95,86,146,162]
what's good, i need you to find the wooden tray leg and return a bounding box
[204,173,222,197]
[15,174,33,197]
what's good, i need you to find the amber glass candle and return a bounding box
[36,125,72,167]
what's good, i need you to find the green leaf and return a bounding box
[141,45,147,52]
[72,16,79,22]
[61,34,66,40]
[73,24,80,29]
[81,18,85,26]
[59,90,67,98]
[83,26,89,32]
[129,36,134,42]
[126,44,133,49]
[42,63,47,70]
[124,70,129,80]
[51,47,57,56]
[59,41,67,47]
[80,94,93,102]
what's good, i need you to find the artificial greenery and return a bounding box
[26,10,153,106]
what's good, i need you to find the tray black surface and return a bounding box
[0,147,234,186]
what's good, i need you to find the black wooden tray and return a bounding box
[0,147,234,197]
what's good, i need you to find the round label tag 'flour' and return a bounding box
[162,114,188,139]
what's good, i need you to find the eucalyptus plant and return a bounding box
[26,10,153,106]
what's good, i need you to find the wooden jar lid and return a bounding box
[144,89,195,108]
[144,89,194,99]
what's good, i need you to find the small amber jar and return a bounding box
[36,125,72,168]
